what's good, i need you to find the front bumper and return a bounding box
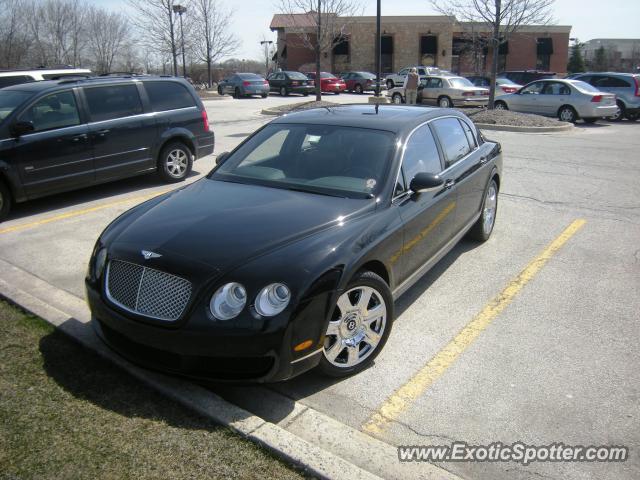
[86,279,326,383]
[323,83,346,92]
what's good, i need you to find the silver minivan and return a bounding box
[571,72,640,121]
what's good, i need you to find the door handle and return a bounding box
[479,156,489,165]
[444,179,455,189]
[70,133,87,142]
[96,129,110,137]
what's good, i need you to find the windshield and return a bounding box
[212,123,396,199]
[572,80,599,93]
[287,72,308,80]
[0,91,31,123]
[448,78,474,88]
[320,72,335,79]
[239,73,262,79]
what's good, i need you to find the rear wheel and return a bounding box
[158,142,192,183]
[392,93,404,104]
[610,101,625,122]
[280,86,288,96]
[318,271,393,378]
[217,86,223,95]
[494,101,508,110]
[0,180,11,222]
[233,87,241,99]
[558,105,578,123]
[467,178,498,242]
[261,93,268,98]
[354,83,363,94]
[438,96,452,108]
[624,112,638,122]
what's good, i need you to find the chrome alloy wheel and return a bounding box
[166,149,189,178]
[483,181,498,236]
[559,107,576,122]
[323,286,387,368]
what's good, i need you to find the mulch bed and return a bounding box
[465,109,567,127]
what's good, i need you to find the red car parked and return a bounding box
[304,72,346,94]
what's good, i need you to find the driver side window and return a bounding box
[521,82,544,94]
[19,91,80,133]
[401,123,442,190]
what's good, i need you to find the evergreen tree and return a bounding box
[567,42,585,73]
[593,46,607,71]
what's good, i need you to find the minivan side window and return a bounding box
[402,124,442,187]
[145,81,196,112]
[432,117,472,166]
[84,84,143,122]
[19,91,80,133]
[593,76,630,88]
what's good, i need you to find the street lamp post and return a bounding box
[260,40,273,76]
[375,0,381,97]
[173,4,187,78]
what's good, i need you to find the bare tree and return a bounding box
[127,0,181,76]
[278,0,362,101]
[0,0,31,68]
[191,0,239,87]
[86,7,130,74]
[431,0,555,108]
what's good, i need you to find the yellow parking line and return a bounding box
[0,190,169,235]
[362,218,587,436]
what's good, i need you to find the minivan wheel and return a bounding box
[0,180,11,222]
[610,101,625,122]
[467,178,498,242]
[318,271,393,378]
[158,142,192,183]
[280,86,288,96]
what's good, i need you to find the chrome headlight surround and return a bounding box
[210,282,247,320]
[255,283,291,317]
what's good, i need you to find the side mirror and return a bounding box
[11,121,35,137]
[215,151,230,166]
[410,172,444,193]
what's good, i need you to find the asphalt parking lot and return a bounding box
[1,93,638,480]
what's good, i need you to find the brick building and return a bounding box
[270,14,571,76]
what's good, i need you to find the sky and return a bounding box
[90,0,640,61]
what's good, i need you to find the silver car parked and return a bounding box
[217,73,270,98]
[388,76,489,108]
[494,79,617,123]
[569,72,640,122]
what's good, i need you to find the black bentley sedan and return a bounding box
[86,105,502,382]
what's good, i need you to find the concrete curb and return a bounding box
[0,258,380,480]
[474,122,574,133]
[261,107,284,116]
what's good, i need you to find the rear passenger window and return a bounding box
[85,85,143,121]
[460,120,477,148]
[594,76,630,88]
[19,91,80,132]
[145,81,196,112]
[402,124,442,185]
[432,118,472,166]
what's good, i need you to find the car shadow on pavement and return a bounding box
[7,169,202,223]
[38,320,224,432]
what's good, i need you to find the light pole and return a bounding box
[375,0,381,97]
[173,4,187,78]
[260,40,273,76]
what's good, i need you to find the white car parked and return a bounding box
[384,66,451,90]
[494,79,617,123]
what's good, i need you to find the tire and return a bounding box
[280,86,288,96]
[583,118,598,124]
[467,177,498,242]
[386,79,394,90]
[0,180,11,222]
[558,105,578,123]
[625,112,638,122]
[233,87,241,99]
[494,101,508,110]
[438,96,452,108]
[261,93,268,98]
[303,92,309,96]
[317,270,393,378]
[157,142,192,183]
[334,91,340,95]
[217,86,223,95]
[610,100,625,122]
[354,83,363,94]
[392,93,404,104]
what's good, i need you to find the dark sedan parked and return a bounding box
[267,71,314,96]
[217,73,270,98]
[86,105,502,382]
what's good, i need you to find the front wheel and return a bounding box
[610,101,625,122]
[392,93,404,104]
[280,86,288,96]
[354,83,363,94]
[625,112,638,122]
[0,180,11,222]
[318,271,393,378]
[233,88,241,99]
[467,178,498,242]
[438,96,452,108]
[217,86,223,95]
[494,101,508,110]
[158,142,192,183]
[558,105,578,123]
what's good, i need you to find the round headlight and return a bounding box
[94,248,107,279]
[210,282,246,320]
[255,283,290,317]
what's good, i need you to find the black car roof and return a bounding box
[0,75,187,94]
[272,104,461,134]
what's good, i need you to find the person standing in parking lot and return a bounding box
[403,67,419,105]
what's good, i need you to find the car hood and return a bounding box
[109,178,375,273]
